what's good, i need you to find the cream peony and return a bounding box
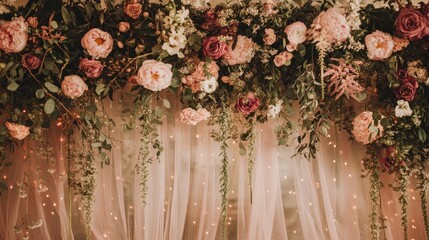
[0,17,28,53]
[137,60,173,91]
[365,31,394,60]
[284,21,307,51]
[5,122,30,140]
[178,108,211,125]
[313,8,350,44]
[81,28,113,59]
[223,35,255,65]
[61,75,88,99]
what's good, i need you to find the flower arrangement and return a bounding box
[1,0,429,239]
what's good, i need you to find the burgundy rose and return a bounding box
[379,146,397,171]
[79,58,104,78]
[21,54,41,70]
[395,7,429,41]
[236,92,260,115]
[124,2,143,19]
[395,79,418,101]
[202,37,227,59]
[397,69,408,80]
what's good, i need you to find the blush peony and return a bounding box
[313,8,350,44]
[365,31,394,60]
[61,75,88,99]
[351,111,383,145]
[0,17,28,53]
[5,122,30,140]
[223,35,255,65]
[137,60,173,91]
[178,108,211,125]
[81,28,113,59]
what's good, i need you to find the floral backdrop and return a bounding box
[1,0,429,239]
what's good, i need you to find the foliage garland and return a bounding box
[1,0,429,239]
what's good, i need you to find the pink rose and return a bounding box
[118,22,130,33]
[223,35,255,65]
[79,58,104,78]
[284,21,307,51]
[27,17,38,28]
[178,108,211,125]
[352,111,384,145]
[273,51,293,67]
[313,8,350,43]
[395,7,429,41]
[263,28,276,45]
[137,60,172,91]
[365,31,394,60]
[236,92,260,115]
[81,28,113,59]
[5,122,30,140]
[0,17,28,53]
[202,37,227,59]
[124,2,143,19]
[61,75,88,99]
[21,54,41,70]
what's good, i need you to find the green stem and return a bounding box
[369,163,381,240]
[219,102,230,240]
[399,165,409,240]
[247,121,256,204]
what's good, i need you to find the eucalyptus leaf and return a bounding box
[35,89,45,99]
[44,99,55,115]
[7,81,19,91]
[44,82,59,93]
[163,99,171,109]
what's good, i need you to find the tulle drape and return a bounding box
[1,93,429,240]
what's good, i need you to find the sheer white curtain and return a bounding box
[1,90,429,239]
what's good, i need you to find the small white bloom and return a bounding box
[267,100,283,118]
[200,77,218,93]
[169,27,186,49]
[162,42,180,56]
[395,100,412,118]
[177,7,189,23]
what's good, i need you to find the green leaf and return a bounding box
[7,81,19,91]
[35,89,45,99]
[380,118,389,128]
[44,82,59,93]
[418,128,426,143]
[61,6,72,25]
[86,104,98,113]
[163,99,171,109]
[239,142,246,156]
[96,84,105,95]
[50,21,58,29]
[44,99,55,114]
